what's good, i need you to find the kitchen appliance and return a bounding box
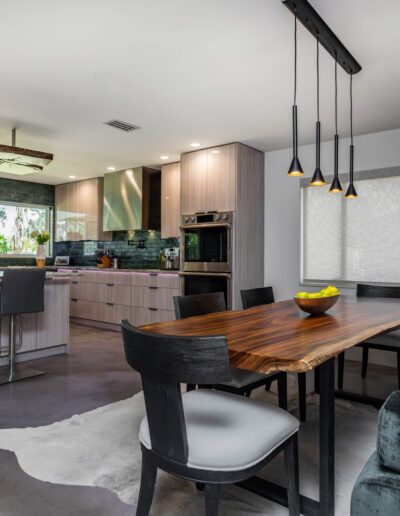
[180,211,232,273]
[103,167,161,231]
[179,272,232,310]
[163,247,179,270]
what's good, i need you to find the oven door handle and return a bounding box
[178,271,232,279]
[180,223,231,230]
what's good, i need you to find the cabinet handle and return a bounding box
[106,302,114,306]
[71,298,78,302]
[106,283,114,287]
[149,273,158,277]
[72,281,78,284]
[149,286,158,290]
[148,307,158,311]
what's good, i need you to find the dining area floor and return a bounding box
[0,323,398,516]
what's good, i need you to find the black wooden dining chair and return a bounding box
[121,320,300,516]
[173,292,286,407]
[337,284,400,391]
[241,286,308,422]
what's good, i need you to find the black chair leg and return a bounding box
[204,483,220,516]
[314,366,320,394]
[297,373,307,422]
[361,347,369,378]
[284,434,300,516]
[136,453,157,516]
[277,372,287,410]
[397,351,400,389]
[264,377,273,392]
[337,352,345,390]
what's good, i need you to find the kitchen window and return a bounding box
[301,169,400,284]
[0,201,52,257]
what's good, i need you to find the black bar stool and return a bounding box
[0,269,46,384]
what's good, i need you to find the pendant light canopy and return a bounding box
[288,13,304,176]
[329,58,343,193]
[310,40,325,186]
[345,74,358,198]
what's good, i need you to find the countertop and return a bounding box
[56,267,180,274]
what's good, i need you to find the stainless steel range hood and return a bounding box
[103,167,161,231]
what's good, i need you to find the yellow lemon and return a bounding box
[296,291,309,299]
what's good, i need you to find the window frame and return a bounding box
[0,200,53,259]
[300,166,400,288]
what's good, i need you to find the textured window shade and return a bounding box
[302,176,400,283]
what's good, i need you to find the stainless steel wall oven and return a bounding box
[180,212,232,273]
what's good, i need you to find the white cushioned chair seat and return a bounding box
[219,367,270,389]
[140,389,299,472]
[362,333,400,349]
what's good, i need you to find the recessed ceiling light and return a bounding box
[68,175,76,179]
[211,149,220,154]
[190,142,201,148]
[107,166,116,171]
[160,155,169,160]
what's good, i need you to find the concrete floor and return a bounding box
[0,323,398,516]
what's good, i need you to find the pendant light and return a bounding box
[288,12,304,176]
[310,39,325,186]
[329,57,343,193]
[345,73,358,198]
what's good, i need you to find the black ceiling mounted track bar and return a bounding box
[282,0,362,75]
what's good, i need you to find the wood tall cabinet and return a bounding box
[55,178,112,242]
[180,142,264,308]
[161,162,181,238]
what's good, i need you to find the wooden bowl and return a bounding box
[294,294,340,315]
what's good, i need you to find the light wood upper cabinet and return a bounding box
[161,162,181,238]
[206,144,236,212]
[180,149,208,214]
[55,178,112,242]
[180,144,237,214]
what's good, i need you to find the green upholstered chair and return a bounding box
[351,390,400,516]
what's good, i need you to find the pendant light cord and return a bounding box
[316,38,320,122]
[350,73,353,145]
[335,58,338,134]
[294,13,297,106]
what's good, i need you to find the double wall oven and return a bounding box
[180,211,233,309]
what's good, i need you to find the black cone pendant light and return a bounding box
[329,58,343,193]
[288,13,304,176]
[310,39,325,186]
[345,73,358,199]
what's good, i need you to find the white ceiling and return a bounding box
[1,0,399,184]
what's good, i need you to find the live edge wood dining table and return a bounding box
[140,295,400,516]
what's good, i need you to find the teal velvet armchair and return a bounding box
[351,390,400,516]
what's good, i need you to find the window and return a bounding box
[301,171,400,284]
[0,201,52,256]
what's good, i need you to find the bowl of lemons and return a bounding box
[294,286,340,315]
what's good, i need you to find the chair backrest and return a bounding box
[241,286,275,309]
[121,320,231,464]
[0,269,46,316]
[173,291,226,320]
[356,284,400,299]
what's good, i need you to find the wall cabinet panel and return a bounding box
[180,150,208,214]
[161,162,181,238]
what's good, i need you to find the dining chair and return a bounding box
[337,284,400,391]
[173,292,286,407]
[240,287,308,422]
[121,320,300,516]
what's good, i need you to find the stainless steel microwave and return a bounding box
[180,212,233,273]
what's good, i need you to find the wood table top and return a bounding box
[139,296,400,374]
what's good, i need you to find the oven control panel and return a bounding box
[181,211,233,226]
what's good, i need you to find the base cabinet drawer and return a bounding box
[132,287,180,310]
[135,308,175,326]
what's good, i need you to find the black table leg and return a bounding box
[319,358,335,516]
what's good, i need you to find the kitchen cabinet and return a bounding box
[180,149,208,214]
[69,270,179,327]
[180,143,237,214]
[161,162,181,238]
[55,178,111,242]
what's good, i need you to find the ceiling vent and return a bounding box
[103,120,141,132]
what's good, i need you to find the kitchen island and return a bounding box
[0,273,70,366]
